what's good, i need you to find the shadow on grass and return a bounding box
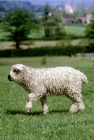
[6,109,68,116]
[50,109,68,114]
[6,109,42,116]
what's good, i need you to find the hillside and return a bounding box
[0,0,43,15]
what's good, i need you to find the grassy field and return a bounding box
[0,56,94,140]
[28,25,86,38]
[65,25,85,36]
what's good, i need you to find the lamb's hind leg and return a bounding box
[40,96,49,115]
[69,93,85,113]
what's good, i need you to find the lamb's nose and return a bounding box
[8,74,12,81]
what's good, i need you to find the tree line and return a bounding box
[1,4,94,49]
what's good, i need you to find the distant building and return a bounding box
[76,14,92,24]
[62,17,75,24]
[62,13,93,25]
[85,13,92,24]
[76,17,86,24]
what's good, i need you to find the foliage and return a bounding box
[85,40,94,52]
[0,24,86,41]
[43,4,54,38]
[0,45,85,57]
[43,4,66,39]
[2,9,39,49]
[0,57,94,139]
[85,11,94,49]
[85,11,94,39]
[43,4,52,21]
[41,56,47,65]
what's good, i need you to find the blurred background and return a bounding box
[0,0,94,56]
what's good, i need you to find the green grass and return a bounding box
[0,56,94,140]
[65,25,85,36]
[28,25,86,38]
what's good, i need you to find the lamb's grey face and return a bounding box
[8,64,25,82]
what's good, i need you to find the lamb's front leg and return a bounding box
[40,96,49,115]
[25,93,38,114]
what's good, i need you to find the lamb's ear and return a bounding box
[16,64,25,72]
[13,68,20,73]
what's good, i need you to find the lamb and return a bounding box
[8,64,88,115]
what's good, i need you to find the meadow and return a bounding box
[0,56,94,140]
[64,25,85,36]
[28,25,86,38]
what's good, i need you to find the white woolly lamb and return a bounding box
[8,64,88,114]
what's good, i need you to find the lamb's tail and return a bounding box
[80,72,88,84]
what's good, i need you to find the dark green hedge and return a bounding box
[0,45,85,57]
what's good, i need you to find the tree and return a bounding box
[85,11,94,39]
[43,4,66,39]
[3,9,37,49]
[43,3,52,21]
[85,11,94,51]
[43,4,52,37]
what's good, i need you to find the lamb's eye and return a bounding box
[13,69,20,73]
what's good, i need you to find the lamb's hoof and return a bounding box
[25,108,31,114]
[43,111,49,115]
[69,104,78,113]
[69,109,78,113]
[78,104,85,112]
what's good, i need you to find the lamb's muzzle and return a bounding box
[8,74,13,81]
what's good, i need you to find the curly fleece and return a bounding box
[8,64,88,114]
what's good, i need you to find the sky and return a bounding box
[29,0,72,5]
[27,0,94,6]
[32,0,66,5]
[2,0,94,7]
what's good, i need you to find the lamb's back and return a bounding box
[34,67,80,94]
